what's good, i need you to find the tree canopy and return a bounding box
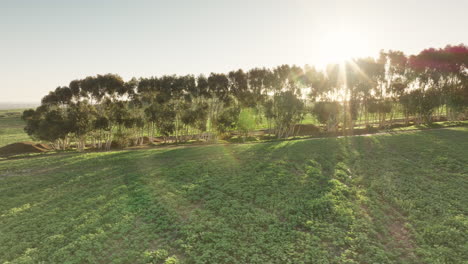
[23,44,468,150]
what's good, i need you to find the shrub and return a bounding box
[311,101,341,131]
[143,249,168,264]
[112,130,132,148]
[237,108,256,142]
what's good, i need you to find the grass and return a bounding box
[388,120,468,131]
[0,109,32,147]
[0,127,467,263]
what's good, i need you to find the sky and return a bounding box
[1,0,467,102]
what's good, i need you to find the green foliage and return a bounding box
[367,99,393,114]
[113,130,132,148]
[237,108,256,141]
[18,45,468,149]
[268,91,305,138]
[67,101,97,137]
[1,127,467,263]
[22,106,70,142]
[143,249,179,264]
[145,102,176,137]
[447,89,468,112]
[311,101,341,131]
[400,89,442,125]
[214,106,240,134]
[164,256,180,264]
[180,102,209,132]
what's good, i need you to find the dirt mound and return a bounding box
[140,136,163,144]
[36,143,52,150]
[0,142,51,157]
[152,137,165,143]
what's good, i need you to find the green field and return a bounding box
[1,127,467,263]
[0,109,31,147]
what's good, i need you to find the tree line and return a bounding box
[22,44,468,150]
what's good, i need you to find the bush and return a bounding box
[311,101,341,131]
[112,130,132,148]
[143,249,168,264]
[164,256,179,264]
[237,108,256,142]
[214,107,240,134]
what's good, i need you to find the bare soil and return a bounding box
[0,142,51,157]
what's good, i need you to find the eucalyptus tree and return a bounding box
[385,50,411,98]
[443,44,468,118]
[324,63,343,100]
[22,44,467,151]
[408,49,454,124]
[137,77,160,140]
[263,65,305,137]
[228,69,249,107]
[67,101,97,151]
[193,75,211,132]
[213,106,240,136]
[194,75,211,100]
[125,77,138,99]
[155,103,177,142]
[410,45,468,120]
[304,65,329,101]
[180,103,197,140]
[270,65,291,94]
[410,49,446,121]
[66,74,128,149]
[323,63,348,132]
[237,108,256,142]
[69,79,82,99]
[137,77,160,104]
[174,75,198,141]
[352,57,387,127]
[286,65,306,94]
[311,101,341,132]
[228,69,262,139]
[144,102,159,140]
[28,87,75,148]
[41,86,73,106]
[177,75,210,140]
[207,73,231,136]
[127,96,147,145]
[305,65,341,131]
[246,68,269,108]
[382,50,414,124]
[342,61,361,133]
[244,68,270,130]
[22,105,71,150]
[271,90,305,138]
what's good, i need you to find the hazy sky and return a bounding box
[1,0,467,102]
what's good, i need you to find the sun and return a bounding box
[315,29,370,69]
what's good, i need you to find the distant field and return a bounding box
[1,128,466,263]
[0,109,32,147]
[0,103,38,110]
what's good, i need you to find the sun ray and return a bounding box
[316,29,372,69]
[346,59,373,84]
